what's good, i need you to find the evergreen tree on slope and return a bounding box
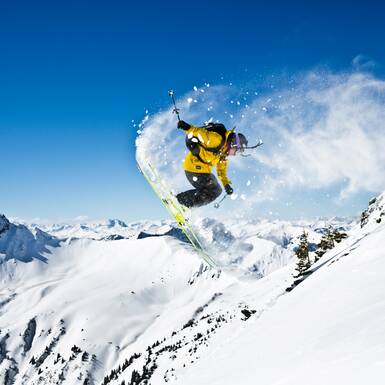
[294,230,311,278]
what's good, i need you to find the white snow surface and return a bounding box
[177,217,385,384]
[1,199,384,384]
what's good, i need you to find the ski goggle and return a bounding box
[229,132,244,154]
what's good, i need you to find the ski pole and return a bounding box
[214,195,227,209]
[245,139,263,150]
[168,89,181,121]
[241,139,264,157]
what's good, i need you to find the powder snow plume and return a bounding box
[136,70,385,219]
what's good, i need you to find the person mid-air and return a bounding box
[176,120,248,208]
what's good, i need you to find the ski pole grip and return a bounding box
[168,90,181,121]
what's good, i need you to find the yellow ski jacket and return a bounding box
[182,125,232,186]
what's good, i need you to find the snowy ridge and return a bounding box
[16,218,176,242]
[1,202,383,385]
[0,214,60,263]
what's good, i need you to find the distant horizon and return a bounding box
[7,210,363,227]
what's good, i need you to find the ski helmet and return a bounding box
[227,132,248,153]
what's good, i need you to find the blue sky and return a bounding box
[1,0,385,222]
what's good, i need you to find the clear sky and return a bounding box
[1,0,385,222]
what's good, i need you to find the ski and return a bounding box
[138,162,218,268]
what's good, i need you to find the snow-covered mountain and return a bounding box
[0,214,60,263]
[1,200,383,385]
[16,218,152,241]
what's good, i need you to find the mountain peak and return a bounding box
[0,214,11,235]
[0,215,60,263]
[106,218,128,228]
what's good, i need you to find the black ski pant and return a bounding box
[176,171,222,208]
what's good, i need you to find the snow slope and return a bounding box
[174,195,385,385]
[0,214,305,384]
[2,203,382,385]
[0,228,214,384]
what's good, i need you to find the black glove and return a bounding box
[224,184,233,195]
[177,120,191,131]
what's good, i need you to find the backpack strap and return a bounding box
[185,136,213,164]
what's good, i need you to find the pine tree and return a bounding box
[130,369,141,385]
[315,227,332,262]
[294,230,311,278]
[315,227,347,262]
[315,233,330,262]
[332,228,348,243]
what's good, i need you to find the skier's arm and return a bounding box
[177,121,208,139]
[216,158,231,187]
[178,120,207,135]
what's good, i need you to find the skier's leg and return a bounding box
[176,172,200,208]
[177,172,222,208]
[192,173,222,206]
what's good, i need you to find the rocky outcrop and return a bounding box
[0,214,60,263]
[360,194,385,228]
[0,215,11,235]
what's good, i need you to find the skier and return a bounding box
[176,120,248,208]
